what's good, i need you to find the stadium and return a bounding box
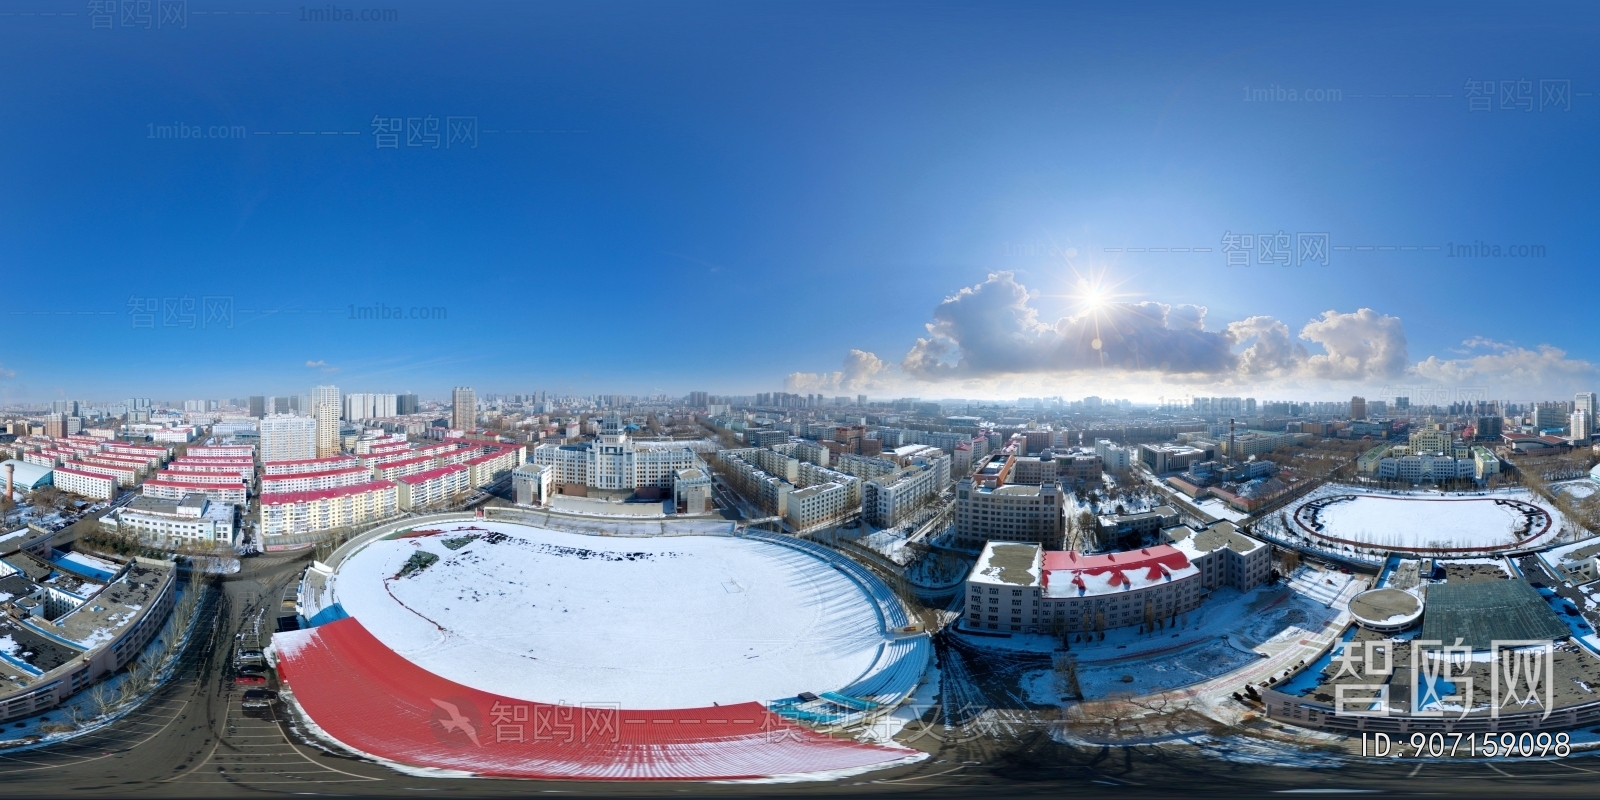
[1281,485,1562,559]
[271,511,931,781]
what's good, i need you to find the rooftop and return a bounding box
[972,542,1042,586]
[1418,580,1570,650]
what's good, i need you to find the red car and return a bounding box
[233,675,268,687]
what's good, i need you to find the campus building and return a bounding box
[101,495,237,546]
[532,414,700,494]
[963,542,1202,634]
[953,478,1065,550]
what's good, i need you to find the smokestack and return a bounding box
[1229,418,1236,468]
[5,463,12,503]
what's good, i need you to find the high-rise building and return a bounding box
[260,415,318,463]
[248,396,266,418]
[51,399,78,416]
[688,391,709,408]
[1572,411,1593,443]
[1350,396,1367,420]
[451,387,476,431]
[397,393,419,415]
[311,385,342,457]
[343,393,398,421]
[1577,392,1597,430]
[44,413,68,438]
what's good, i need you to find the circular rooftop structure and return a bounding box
[274,518,931,780]
[1349,587,1423,633]
[1291,490,1556,555]
[327,520,897,708]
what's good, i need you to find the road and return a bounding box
[5,552,1600,796]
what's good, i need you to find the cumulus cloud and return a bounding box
[786,349,893,393]
[786,272,1587,398]
[901,272,1236,378]
[306,359,340,374]
[1298,308,1409,381]
[1414,342,1597,391]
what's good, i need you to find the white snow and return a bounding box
[1287,485,1563,553]
[0,634,20,657]
[1192,497,1251,523]
[331,522,892,709]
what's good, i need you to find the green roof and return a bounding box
[1418,580,1570,650]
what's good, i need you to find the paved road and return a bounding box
[6,553,1600,797]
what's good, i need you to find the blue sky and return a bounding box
[2,1,1596,402]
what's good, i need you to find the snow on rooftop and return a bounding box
[329,521,889,709]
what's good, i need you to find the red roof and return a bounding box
[54,466,115,482]
[260,480,396,505]
[378,454,435,470]
[261,467,372,485]
[1041,546,1192,591]
[264,455,362,467]
[396,464,468,484]
[146,477,246,490]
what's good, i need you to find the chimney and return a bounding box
[1229,417,1236,468]
[4,463,12,503]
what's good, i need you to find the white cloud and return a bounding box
[785,273,1588,399]
[786,349,893,393]
[1297,308,1409,381]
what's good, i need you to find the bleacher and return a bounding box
[741,530,911,629]
[735,530,933,727]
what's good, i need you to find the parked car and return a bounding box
[236,663,268,678]
[235,649,265,663]
[241,689,277,709]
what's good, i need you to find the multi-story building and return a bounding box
[395,464,470,511]
[1164,522,1272,591]
[53,466,117,500]
[258,480,397,537]
[1578,392,1598,432]
[343,392,399,421]
[862,455,950,528]
[141,477,247,505]
[465,446,522,488]
[310,385,342,458]
[954,478,1065,550]
[962,541,1202,634]
[1572,411,1593,443]
[1408,428,1455,455]
[261,455,362,476]
[1095,506,1180,549]
[67,459,138,486]
[260,466,373,495]
[785,481,854,530]
[260,414,318,463]
[102,495,236,546]
[1350,396,1367,420]
[673,468,712,514]
[1138,443,1212,474]
[451,386,476,431]
[532,414,699,494]
[512,462,554,506]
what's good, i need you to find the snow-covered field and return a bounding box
[330,521,890,709]
[1284,485,1562,554]
[1553,479,1598,500]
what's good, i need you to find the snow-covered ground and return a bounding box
[329,521,892,709]
[1281,484,1564,554]
[1553,479,1597,500]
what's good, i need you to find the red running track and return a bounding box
[272,618,924,780]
